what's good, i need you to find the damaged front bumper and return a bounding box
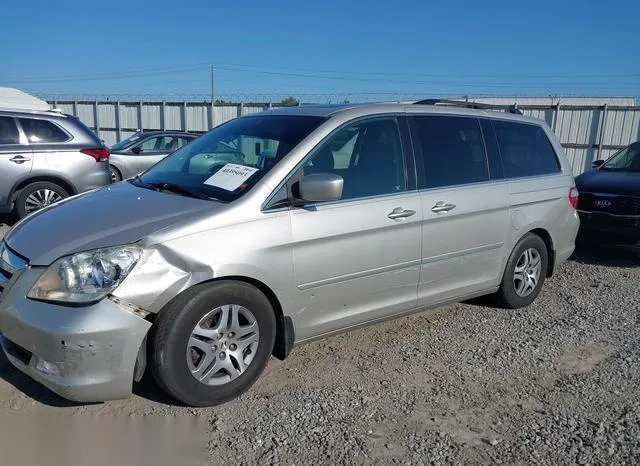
[0,267,151,403]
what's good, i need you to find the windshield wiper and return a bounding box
[131,178,214,201]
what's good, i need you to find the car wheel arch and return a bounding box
[149,275,294,361]
[10,174,77,202]
[507,226,555,278]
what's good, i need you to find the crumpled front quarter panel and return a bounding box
[112,209,296,317]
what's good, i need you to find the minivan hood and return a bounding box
[4,182,223,265]
[575,169,640,197]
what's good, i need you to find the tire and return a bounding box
[14,181,69,219]
[149,280,276,407]
[110,165,122,183]
[495,233,548,309]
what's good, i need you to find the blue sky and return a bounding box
[1,0,639,100]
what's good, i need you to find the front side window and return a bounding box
[18,118,69,143]
[136,136,167,152]
[492,120,561,178]
[302,118,406,200]
[178,136,194,148]
[0,117,20,145]
[111,133,143,151]
[410,116,489,189]
[602,142,640,172]
[136,115,326,202]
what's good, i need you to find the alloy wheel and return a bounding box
[513,248,542,297]
[186,304,260,386]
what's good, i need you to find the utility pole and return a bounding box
[210,64,215,105]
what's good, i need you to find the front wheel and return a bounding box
[495,233,548,309]
[149,281,276,407]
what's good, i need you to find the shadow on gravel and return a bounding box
[0,351,88,408]
[570,245,640,268]
[133,373,183,406]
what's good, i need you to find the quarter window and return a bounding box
[303,118,406,200]
[410,116,489,189]
[0,117,20,145]
[492,120,560,178]
[18,118,69,143]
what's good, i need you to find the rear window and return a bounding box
[18,118,70,143]
[492,120,561,178]
[0,116,20,145]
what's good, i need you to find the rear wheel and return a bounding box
[14,181,69,218]
[150,281,276,407]
[109,165,122,182]
[495,233,548,309]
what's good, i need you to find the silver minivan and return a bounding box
[0,101,580,406]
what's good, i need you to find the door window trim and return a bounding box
[262,114,416,211]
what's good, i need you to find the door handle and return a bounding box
[431,201,456,213]
[388,207,416,220]
[9,156,31,164]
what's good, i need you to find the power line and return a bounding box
[3,61,640,83]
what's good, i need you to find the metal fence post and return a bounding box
[138,101,143,132]
[182,101,188,131]
[115,101,121,142]
[597,104,608,161]
[73,100,78,117]
[552,103,560,133]
[209,101,214,129]
[161,101,166,130]
[237,103,243,119]
[94,100,100,137]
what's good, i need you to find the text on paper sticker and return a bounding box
[203,164,259,191]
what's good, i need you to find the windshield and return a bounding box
[132,115,326,202]
[111,133,144,151]
[602,142,640,172]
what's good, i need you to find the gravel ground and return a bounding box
[0,217,638,464]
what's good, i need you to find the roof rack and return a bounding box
[413,99,523,115]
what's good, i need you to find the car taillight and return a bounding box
[569,187,579,209]
[81,148,110,162]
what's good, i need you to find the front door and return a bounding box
[407,114,510,305]
[0,116,32,210]
[289,117,422,341]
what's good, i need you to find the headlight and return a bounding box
[28,244,142,304]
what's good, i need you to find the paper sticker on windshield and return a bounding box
[203,164,259,191]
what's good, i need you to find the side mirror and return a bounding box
[131,146,142,154]
[298,173,343,202]
[592,159,605,168]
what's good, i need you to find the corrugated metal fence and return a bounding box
[48,100,640,175]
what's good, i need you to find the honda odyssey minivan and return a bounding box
[0,100,579,406]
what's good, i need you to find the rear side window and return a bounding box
[410,116,489,189]
[0,117,20,145]
[492,120,560,178]
[18,118,70,143]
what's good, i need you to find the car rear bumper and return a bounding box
[0,267,150,403]
[577,210,640,249]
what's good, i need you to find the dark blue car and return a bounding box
[575,141,640,251]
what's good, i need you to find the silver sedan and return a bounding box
[109,131,199,181]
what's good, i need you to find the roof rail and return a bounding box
[413,99,523,115]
